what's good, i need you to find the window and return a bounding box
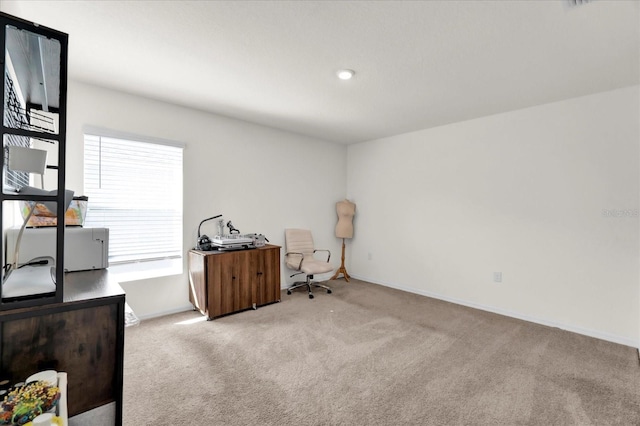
[83,130,183,276]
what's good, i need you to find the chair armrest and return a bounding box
[314,249,331,263]
[285,251,304,270]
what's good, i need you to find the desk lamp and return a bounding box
[9,186,74,274]
[3,146,74,294]
[8,146,47,189]
[197,214,222,250]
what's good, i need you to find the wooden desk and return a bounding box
[189,245,281,319]
[0,270,125,425]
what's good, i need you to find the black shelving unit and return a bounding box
[0,12,68,310]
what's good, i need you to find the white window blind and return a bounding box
[83,133,183,264]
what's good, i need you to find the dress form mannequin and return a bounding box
[331,199,355,282]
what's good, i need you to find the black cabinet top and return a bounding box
[0,270,125,320]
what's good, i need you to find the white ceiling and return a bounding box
[1,0,638,144]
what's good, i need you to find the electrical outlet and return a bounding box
[493,272,502,283]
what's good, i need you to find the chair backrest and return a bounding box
[284,229,315,269]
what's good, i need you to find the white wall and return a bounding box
[66,81,347,319]
[63,81,639,347]
[347,86,640,347]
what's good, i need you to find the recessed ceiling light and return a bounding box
[337,69,355,80]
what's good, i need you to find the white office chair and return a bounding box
[284,228,333,299]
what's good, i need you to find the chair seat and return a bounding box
[299,258,334,275]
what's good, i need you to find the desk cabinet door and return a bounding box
[188,252,208,317]
[207,252,253,317]
[255,247,281,306]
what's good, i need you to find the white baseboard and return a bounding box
[136,304,194,321]
[350,274,639,350]
[69,402,115,426]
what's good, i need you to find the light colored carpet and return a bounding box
[123,279,640,425]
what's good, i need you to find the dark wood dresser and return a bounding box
[0,270,125,425]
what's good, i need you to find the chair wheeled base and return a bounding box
[286,272,332,299]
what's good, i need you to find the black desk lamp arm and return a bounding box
[198,214,222,238]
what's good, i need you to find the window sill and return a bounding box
[108,258,182,283]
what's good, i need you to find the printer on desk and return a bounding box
[5,227,109,272]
